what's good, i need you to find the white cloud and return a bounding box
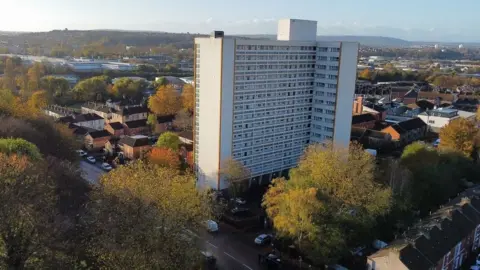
[205,17,213,24]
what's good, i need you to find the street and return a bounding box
[197,223,272,270]
[79,161,105,184]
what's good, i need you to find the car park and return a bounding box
[254,234,273,245]
[231,197,247,205]
[101,162,112,171]
[86,156,96,164]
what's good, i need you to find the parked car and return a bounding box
[206,220,219,232]
[101,163,112,171]
[76,150,87,157]
[231,197,247,205]
[254,234,273,245]
[433,138,440,148]
[200,251,217,269]
[86,156,96,164]
[477,253,480,265]
[259,252,282,269]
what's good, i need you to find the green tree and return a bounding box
[147,114,158,132]
[263,142,391,264]
[156,131,181,151]
[40,76,70,98]
[111,78,146,98]
[220,157,251,198]
[72,76,108,102]
[28,90,49,110]
[85,161,212,269]
[439,118,478,158]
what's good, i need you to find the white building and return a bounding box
[194,19,359,190]
[418,108,460,132]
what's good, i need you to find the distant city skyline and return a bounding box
[2,0,479,42]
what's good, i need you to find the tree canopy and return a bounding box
[148,84,181,116]
[439,118,478,158]
[156,131,181,151]
[148,147,181,169]
[263,142,391,264]
[71,76,109,102]
[181,84,194,112]
[85,161,212,269]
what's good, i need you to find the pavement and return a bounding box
[196,222,273,270]
[79,161,105,185]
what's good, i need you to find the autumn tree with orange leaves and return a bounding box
[148,84,181,116]
[148,147,181,169]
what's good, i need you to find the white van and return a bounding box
[206,220,218,232]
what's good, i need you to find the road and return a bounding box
[79,161,105,184]
[196,223,272,270]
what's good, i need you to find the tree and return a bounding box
[4,58,16,91]
[0,142,57,269]
[71,76,108,102]
[111,78,146,98]
[28,90,49,110]
[263,142,391,264]
[84,161,212,269]
[148,84,181,116]
[40,76,70,98]
[148,147,181,169]
[173,109,192,131]
[358,69,372,80]
[153,77,169,89]
[27,63,45,91]
[220,157,251,198]
[156,131,181,151]
[181,84,194,112]
[147,114,158,132]
[439,118,478,158]
[477,106,480,122]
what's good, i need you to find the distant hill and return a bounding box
[241,34,411,47]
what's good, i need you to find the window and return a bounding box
[330,57,340,61]
[317,56,327,61]
[330,47,340,52]
[428,120,435,124]
[318,47,328,52]
[329,66,339,71]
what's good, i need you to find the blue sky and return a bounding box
[1,0,479,41]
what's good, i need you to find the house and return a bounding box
[381,118,427,145]
[177,131,193,145]
[110,106,148,124]
[118,135,151,159]
[81,102,112,120]
[350,127,392,150]
[124,119,149,136]
[84,130,111,151]
[155,115,175,133]
[367,186,480,270]
[58,113,105,131]
[363,103,387,121]
[402,88,419,105]
[418,108,460,133]
[105,122,125,137]
[44,105,78,119]
[352,113,377,129]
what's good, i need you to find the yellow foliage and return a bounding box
[148,84,181,116]
[439,118,478,157]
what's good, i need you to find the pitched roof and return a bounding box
[73,113,103,122]
[389,124,407,135]
[125,119,147,129]
[87,130,111,139]
[403,88,419,99]
[116,106,148,116]
[119,136,150,147]
[108,122,124,130]
[157,114,175,123]
[363,103,387,112]
[177,131,193,140]
[397,117,426,131]
[369,185,480,269]
[73,126,88,136]
[352,113,376,125]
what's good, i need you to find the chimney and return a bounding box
[353,96,364,114]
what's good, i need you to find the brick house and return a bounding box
[381,118,427,145]
[124,119,149,136]
[110,106,148,124]
[84,130,111,151]
[367,186,480,270]
[352,113,377,129]
[118,135,151,160]
[155,115,174,133]
[105,122,125,137]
